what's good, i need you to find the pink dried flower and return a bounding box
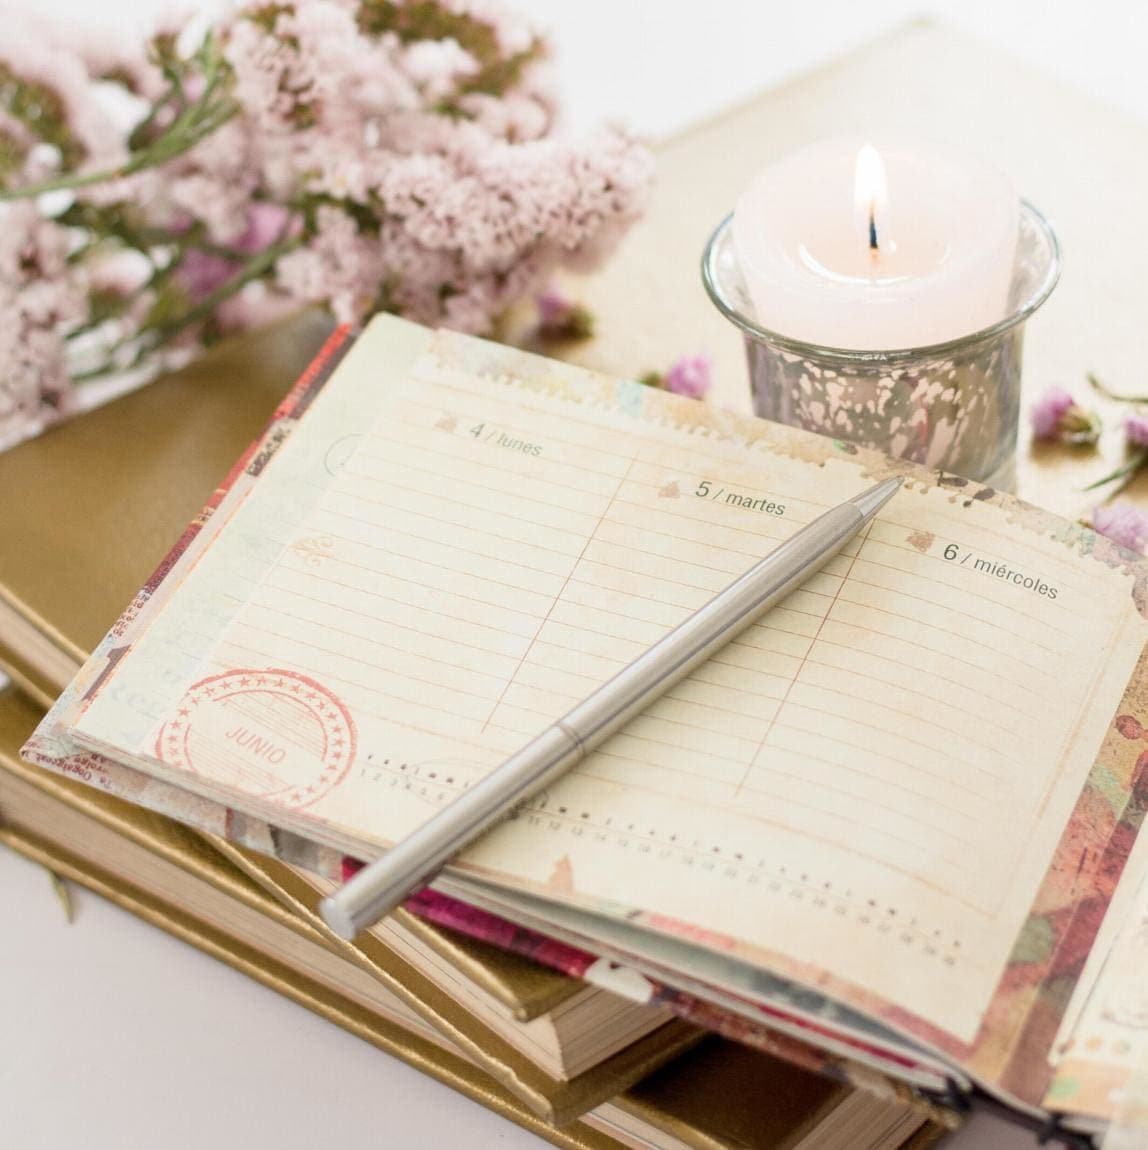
[1030,387,1072,438]
[176,249,237,302]
[215,280,299,333]
[1031,386,1101,444]
[0,12,126,176]
[88,249,151,298]
[1126,412,1148,448]
[1,0,654,429]
[176,203,293,303]
[1091,503,1148,554]
[212,3,652,332]
[235,202,293,252]
[77,28,166,102]
[275,203,383,325]
[0,204,86,444]
[402,39,479,102]
[537,287,571,326]
[663,354,713,400]
[169,172,252,244]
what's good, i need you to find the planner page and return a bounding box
[66,316,1148,1069]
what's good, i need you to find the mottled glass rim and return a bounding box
[701,200,1061,366]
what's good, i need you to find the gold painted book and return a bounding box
[0,689,948,1150]
[23,307,1148,1146]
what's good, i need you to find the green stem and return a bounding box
[154,235,301,345]
[1088,372,1148,405]
[70,235,302,383]
[127,95,171,151]
[66,243,190,344]
[1082,448,1148,495]
[3,163,141,201]
[0,94,237,203]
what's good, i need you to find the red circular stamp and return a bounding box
[156,668,357,811]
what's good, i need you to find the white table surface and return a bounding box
[5,2,1146,1146]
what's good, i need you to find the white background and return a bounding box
[4,1,1147,1146]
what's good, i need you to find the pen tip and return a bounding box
[319,894,360,941]
[850,475,903,521]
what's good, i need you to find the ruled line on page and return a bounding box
[398,376,1100,591]
[372,409,1099,653]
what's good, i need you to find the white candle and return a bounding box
[732,138,1019,351]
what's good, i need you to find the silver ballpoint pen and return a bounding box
[320,474,903,939]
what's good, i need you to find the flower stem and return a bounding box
[70,235,301,383]
[150,236,299,346]
[1081,448,1148,495]
[0,89,237,202]
[1088,372,1148,405]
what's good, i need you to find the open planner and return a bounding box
[26,315,1148,1138]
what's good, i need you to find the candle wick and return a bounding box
[868,202,879,254]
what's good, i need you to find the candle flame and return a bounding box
[854,143,889,254]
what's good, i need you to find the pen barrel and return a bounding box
[321,498,869,939]
[322,724,583,938]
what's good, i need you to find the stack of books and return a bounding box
[7,24,1148,1149]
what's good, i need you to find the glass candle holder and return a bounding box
[701,202,1061,489]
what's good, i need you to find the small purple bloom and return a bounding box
[234,202,292,253]
[537,287,573,327]
[1030,386,1101,444]
[1030,387,1074,439]
[1126,412,1148,448]
[663,354,712,400]
[176,248,236,302]
[1091,502,1148,553]
[175,204,294,303]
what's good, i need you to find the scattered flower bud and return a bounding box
[1030,386,1101,445]
[1126,412,1148,448]
[1090,502,1148,554]
[659,354,712,400]
[536,287,594,341]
